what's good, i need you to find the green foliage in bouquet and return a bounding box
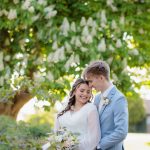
[0,115,50,150]
[42,127,79,150]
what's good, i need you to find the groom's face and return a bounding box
[86,74,101,91]
[86,74,104,92]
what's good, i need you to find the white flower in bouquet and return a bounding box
[42,127,79,150]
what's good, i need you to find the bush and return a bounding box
[0,115,50,150]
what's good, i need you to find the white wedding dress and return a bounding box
[55,103,100,150]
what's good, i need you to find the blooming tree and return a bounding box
[0,0,149,126]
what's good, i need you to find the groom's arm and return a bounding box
[99,96,128,150]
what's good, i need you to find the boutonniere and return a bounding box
[103,97,111,106]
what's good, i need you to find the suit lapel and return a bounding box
[99,104,107,117]
[99,86,117,117]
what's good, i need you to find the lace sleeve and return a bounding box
[54,115,60,132]
[79,106,101,150]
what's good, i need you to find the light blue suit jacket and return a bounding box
[94,86,128,150]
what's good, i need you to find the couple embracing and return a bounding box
[55,60,128,150]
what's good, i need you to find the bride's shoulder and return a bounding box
[85,102,97,110]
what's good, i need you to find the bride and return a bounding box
[55,78,100,150]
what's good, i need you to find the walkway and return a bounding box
[124,133,150,150]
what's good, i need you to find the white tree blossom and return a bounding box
[107,0,118,11]
[33,72,45,83]
[106,0,114,6]
[110,5,118,12]
[82,35,93,44]
[0,77,4,86]
[96,11,101,19]
[37,0,47,5]
[120,14,125,25]
[0,52,4,71]
[53,47,65,62]
[4,55,11,62]
[112,73,118,82]
[48,47,65,63]
[111,20,117,29]
[28,6,35,13]
[91,27,97,37]
[32,15,40,22]
[65,42,72,52]
[87,17,93,27]
[116,39,122,48]
[13,0,19,4]
[4,38,10,46]
[64,54,74,70]
[46,71,54,81]
[81,47,88,52]
[75,37,82,47]
[64,54,79,70]
[74,54,80,64]
[108,44,115,51]
[45,10,57,19]
[92,21,98,28]
[98,38,106,52]
[44,6,57,19]
[129,49,139,56]
[8,9,17,20]
[60,17,70,36]
[139,28,144,34]
[70,22,76,32]
[122,58,127,68]
[82,26,89,37]
[0,9,8,16]
[80,17,86,26]
[107,57,113,65]
[70,36,76,45]
[22,0,31,10]
[4,67,11,80]
[101,10,107,27]
[52,41,58,50]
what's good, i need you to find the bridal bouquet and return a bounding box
[42,127,79,150]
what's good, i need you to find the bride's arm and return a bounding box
[80,105,101,150]
[54,115,60,132]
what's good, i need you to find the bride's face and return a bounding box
[74,83,91,105]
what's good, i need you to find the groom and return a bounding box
[83,60,128,150]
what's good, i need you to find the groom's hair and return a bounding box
[83,60,110,81]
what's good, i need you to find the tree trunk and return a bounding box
[0,92,33,119]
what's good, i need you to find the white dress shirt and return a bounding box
[98,84,114,112]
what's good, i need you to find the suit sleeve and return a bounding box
[100,97,128,150]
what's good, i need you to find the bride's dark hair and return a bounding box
[57,78,90,118]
